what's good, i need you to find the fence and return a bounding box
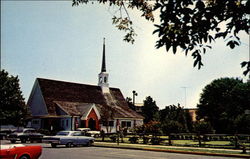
[95,133,250,151]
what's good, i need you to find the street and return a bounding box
[41,146,239,159]
[1,140,240,159]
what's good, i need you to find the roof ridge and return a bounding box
[37,77,120,90]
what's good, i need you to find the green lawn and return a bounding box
[94,142,250,157]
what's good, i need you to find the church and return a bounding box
[27,39,143,133]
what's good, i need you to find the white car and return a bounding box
[43,131,94,148]
[76,128,100,137]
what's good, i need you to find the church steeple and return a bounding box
[101,38,106,72]
[98,38,109,93]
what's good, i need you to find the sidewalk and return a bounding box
[94,142,250,158]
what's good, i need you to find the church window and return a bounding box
[127,121,131,127]
[121,121,131,128]
[32,119,39,125]
[104,77,107,83]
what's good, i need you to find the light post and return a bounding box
[181,87,188,107]
[132,90,138,107]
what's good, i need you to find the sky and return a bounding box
[1,1,249,109]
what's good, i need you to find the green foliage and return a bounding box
[161,120,184,134]
[233,114,250,134]
[73,0,250,76]
[99,104,115,133]
[197,78,250,133]
[126,97,134,110]
[0,70,28,126]
[193,121,213,134]
[142,96,159,123]
[160,104,191,133]
[153,0,249,74]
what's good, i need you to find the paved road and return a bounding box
[40,146,239,159]
[0,140,240,159]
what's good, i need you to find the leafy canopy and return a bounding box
[0,70,28,126]
[142,96,159,123]
[73,0,250,76]
[160,104,191,133]
[197,78,250,133]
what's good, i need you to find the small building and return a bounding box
[184,108,198,122]
[27,39,143,133]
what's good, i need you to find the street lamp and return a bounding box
[181,87,188,108]
[132,90,138,107]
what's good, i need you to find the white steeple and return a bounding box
[98,38,110,93]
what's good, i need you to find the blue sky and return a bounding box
[1,1,249,109]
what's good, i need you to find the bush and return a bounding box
[143,136,150,144]
[151,137,161,145]
[193,121,213,134]
[128,137,139,144]
[110,135,117,142]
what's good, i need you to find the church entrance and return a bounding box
[88,118,96,130]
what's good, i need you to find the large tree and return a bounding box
[197,78,250,133]
[73,0,250,75]
[160,104,191,133]
[0,70,28,126]
[142,96,159,123]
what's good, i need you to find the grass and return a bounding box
[94,142,250,157]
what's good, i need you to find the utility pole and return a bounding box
[181,87,188,107]
[181,86,189,132]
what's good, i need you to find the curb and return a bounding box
[94,144,250,158]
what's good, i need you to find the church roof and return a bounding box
[54,101,93,116]
[36,78,143,119]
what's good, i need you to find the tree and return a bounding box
[73,0,250,76]
[193,121,214,134]
[0,70,28,126]
[160,104,191,133]
[126,97,135,110]
[197,78,250,133]
[99,105,115,133]
[141,96,159,123]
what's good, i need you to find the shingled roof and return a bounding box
[36,78,143,119]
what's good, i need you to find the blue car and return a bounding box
[43,131,95,148]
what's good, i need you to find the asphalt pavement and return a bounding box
[1,140,249,159]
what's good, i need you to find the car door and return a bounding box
[71,132,82,145]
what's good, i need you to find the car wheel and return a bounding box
[66,142,73,148]
[20,138,26,143]
[10,140,16,143]
[19,155,30,159]
[51,143,57,148]
[87,140,93,147]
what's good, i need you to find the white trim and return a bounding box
[81,104,101,120]
[27,79,49,115]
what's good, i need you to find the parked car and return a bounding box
[43,131,95,148]
[0,125,18,140]
[7,128,44,143]
[0,144,42,159]
[76,128,100,137]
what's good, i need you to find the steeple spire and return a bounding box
[101,38,106,72]
[98,38,109,94]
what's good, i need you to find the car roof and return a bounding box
[23,128,35,130]
[59,131,79,133]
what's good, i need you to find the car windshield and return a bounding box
[56,132,69,136]
[13,129,23,133]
